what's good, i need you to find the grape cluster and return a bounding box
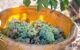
[1,20,65,44]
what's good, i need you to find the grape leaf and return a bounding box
[50,0,58,9]
[60,0,69,10]
[23,0,31,6]
[23,0,69,11]
[42,0,49,8]
[37,0,44,11]
[75,0,80,7]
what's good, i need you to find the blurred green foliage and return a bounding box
[75,0,80,7]
[23,0,69,11]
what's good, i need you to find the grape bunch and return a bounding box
[1,20,65,44]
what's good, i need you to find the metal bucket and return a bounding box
[0,6,77,50]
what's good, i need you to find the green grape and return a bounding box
[19,32,27,38]
[52,27,65,40]
[11,32,19,39]
[41,24,53,32]
[39,31,55,43]
[15,36,30,43]
[52,27,61,34]
[24,38,30,43]
[4,20,65,44]
[15,22,20,27]
[1,28,10,35]
[32,20,45,29]
[39,39,48,44]
[17,27,25,31]
[27,27,38,37]
[7,22,15,30]
[39,26,55,43]
[15,37,24,42]
[30,38,40,44]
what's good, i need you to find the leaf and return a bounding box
[42,0,49,8]
[60,1,64,10]
[50,0,58,9]
[37,0,44,11]
[37,3,44,11]
[64,0,69,8]
[60,0,69,11]
[33,0,36,1]
[75,0,80,7]
[23,0,31,6]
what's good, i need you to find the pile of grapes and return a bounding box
[1,20,65,44]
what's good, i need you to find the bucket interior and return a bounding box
[0,6,74,38]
